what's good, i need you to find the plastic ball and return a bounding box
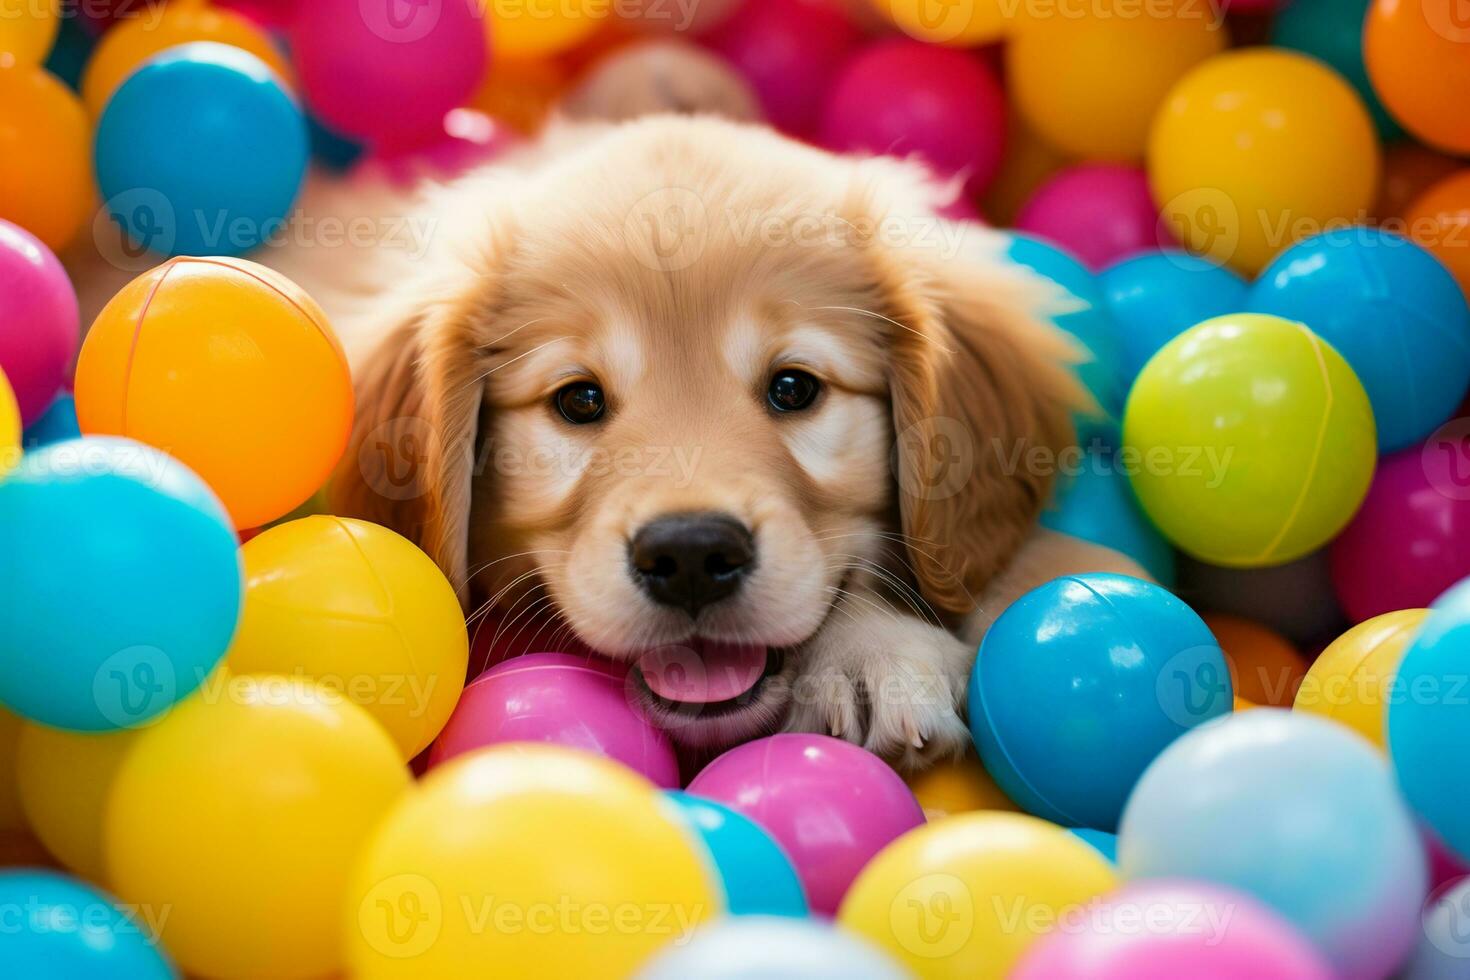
[1124,314,1377,567]
[0,437,241,730]
[1119,710,1427,980]
[1272,0,1401,139]
[0,64,91,251]
[1040,451,1176,586]
[1295,609,1427,748]
[290,0,487,148]
[0,706,23,834]
[639,916,907,980]
[905,753,1019,821]
[22,391,78,449]
[1202,613,1306,708]
[664,791,808,917]
[706,0,860,137]
[1408,875,1470,979]
[15,723,139,882]
[429,653,677,786]
[0,218,78,426]
[227,517,468,760]
[95,42,307,258]
[821,39,1006,193]
[866,0,1009,46]
[1099,250,1246,385]
[0,367,17,476]
[1012,880,1333,980]
[1366,0,1470,154]
[1177,550,1347,647]
[1406,171,1470,301]
[0,870,175,979]
[1016,165,1162,270]
[106,676,409,980]
[467,53,568,136]
[0,0,59,66]
[1068,827,1118,864]
[1150,50,1380,273]
[839,812,1118,979]
[81,3,293,117]
[346,745,719,980]
[687,733,924,915]
[485,0,604,57]
[75,256,353,529]
[1008,5,1226,162]
[1248,228,1470,451]
[969,574,1230,831]
[1377,143,1462,223]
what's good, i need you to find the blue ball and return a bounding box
[1068,827,1118,863]
[0,437,241,730]
[0,870,176,979]
[1097,250,1246,385]
[1040,450,1176,586]
[968,573,1230,831]
[1407,876,1470,979]
[95,42,308,258]
[1389,576,1470,862]
[1004,233,1126,445]
[1247,227,1470,452]
[636,916,907,980]
[22,391,79,449]
[1120,710,1426,980]
[1272,0,1403,140]
[665,791,807,918]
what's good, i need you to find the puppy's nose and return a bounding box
[630,512,755,616]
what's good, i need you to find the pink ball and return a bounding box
[289,0,488,148]
[1013,880,1334,980]
[1426,827,1470,893]
[216,0,298,27]
[820,39,1006,194]
[704,0,861,138]
[0,219,79,426]
[1016,165,1166,269]
[357,109,523,188]
[1330,445,1470,622]
[685,733,923,915]
[429,652,679,788]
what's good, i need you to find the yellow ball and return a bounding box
[0,0,59,66]
[868,0,1011,46]
[906,753,1020,821]
[16,724,138,882]
[1150,49,1380,273]
[346,745,721,980]
[839,812,1117,979]
[1295,609,1429,749]
[486,0,605,58]
[106,676,409,980]
[1008,5,1227,161]
[0,706,25,835]
[227,516,467,759]
[0,367,16,479]
[1123,314,1377,567]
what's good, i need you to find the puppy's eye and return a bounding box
[554,381,606,424]
[768,370,820,413]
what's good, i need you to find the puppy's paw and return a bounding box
[783,611,974,772]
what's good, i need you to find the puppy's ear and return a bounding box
[881,231,1088,618]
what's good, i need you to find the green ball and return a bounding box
[1122,314,1376,567]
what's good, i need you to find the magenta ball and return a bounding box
[1017,165,1165,269]
[428,652,679,788]
[1330,445,1470,622]
[1013,880,1333,980]
[820,39,1006,193]
[289,0,487,148]
[0,219,78,426]
[685,733,924,915]
[705,0,861,138]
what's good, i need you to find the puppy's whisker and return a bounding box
[480,316,549,351]
[467,336,572,387]
[810,305,956,354]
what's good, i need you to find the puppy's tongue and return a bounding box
[637,640,768,704]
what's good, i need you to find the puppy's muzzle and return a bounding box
[630,511,755,616]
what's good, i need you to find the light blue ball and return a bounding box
[95,42,308,258]
[1097,250,1246,385]
[664,791,808,918]
[1040,450,1176,586]
[0,871,176,979]
[0,437,242,730]
[968,573,1230,831]
[22,391,79,449]
[1389,576,1470,862]
[1005,233,1126,445]
[636,916,908,980]
[1120,710,1427,980]
[1272,0,1403,140]
[1247,227,1470,452]
[1406,876,1470,980]
[1068,827,1118,863]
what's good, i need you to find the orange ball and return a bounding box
[75,257,354,530]
[81,4,294,117]
[1203,613,1307,707]
[1406,170,1470,301]
[0,65,92,251]
[1365,0,1470,154]
[468,56,569,135]
[1376,142,1463,224]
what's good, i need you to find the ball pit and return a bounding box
[0,63,91,252]
[1124,314,1377,567]
[1406,171,1470,302]
[1040,451,1176,586]
[1365,0,1470,154]
[0,217,77,426]
[969,574,1230,830]
[1016,165,1162,270]
[687,733,924,915]
[0,870,175,979]
[1120,710,1427,980]
[664,791,808,917]
[75,256,353,530]
[1295,608,1427,748]
[638,916,908,980]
